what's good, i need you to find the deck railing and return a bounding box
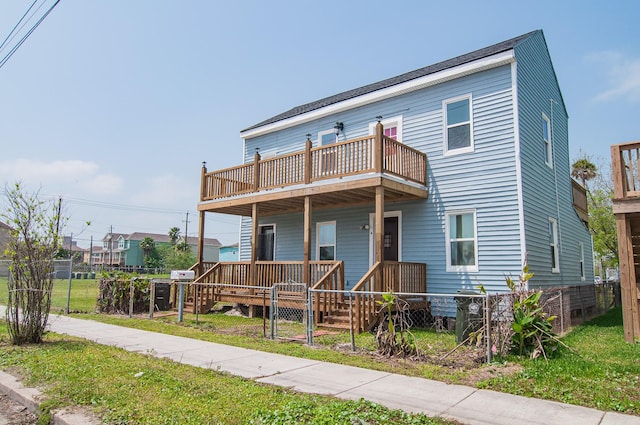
[201,133,427,201]
[612,141,640,199]
[311,261,345,325]
[181,261,342,312]
[350,261,427,332]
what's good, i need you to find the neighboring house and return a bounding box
[194,30,593,323]
[0,221,12,258]
[60,236,90,263]
[219,243,239,262]
[92,232,221,268]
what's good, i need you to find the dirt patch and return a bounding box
[0,393,37,425]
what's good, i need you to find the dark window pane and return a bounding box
[447,99,469,125]
[319,246,335,261]
[448,124,470,150]
[451,241,475,266]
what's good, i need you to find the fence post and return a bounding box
[269,285,276,339]
[349,294,355,352]
[307,289,314,345]
[129,278,134,318]
[65,258,72,314]
[178,282,184,323]
[485,294,492,363]
[149,280,155,319]
[559,289,564,335]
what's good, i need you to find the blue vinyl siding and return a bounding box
[240,65,523,294]
[236,31,593,299]
[514,32,594,288]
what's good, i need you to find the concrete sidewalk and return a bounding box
[37,314,640,425]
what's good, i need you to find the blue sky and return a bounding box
[1,0,638,248]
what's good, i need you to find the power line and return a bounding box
[0,0,61,70]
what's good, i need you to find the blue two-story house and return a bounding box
[194,30,593,331]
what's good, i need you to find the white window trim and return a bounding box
[579,242,585,281]
[443,94,474,156]
[542,112,552,168]
[368,211,403,266]
[316,221,336,261]
[368,115,403,143]
[118,236,125,250]
[549,217,560,273]
[445,209,478,273]
[318,129,337,146]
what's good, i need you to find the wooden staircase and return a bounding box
[317,302,353,331]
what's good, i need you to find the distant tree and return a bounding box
[1,183,64,344]
[168,227,181,246]
[139,237,155,258]
[581,157,617,275]
[571,157,597,188]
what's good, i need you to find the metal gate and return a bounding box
[270,282,308,341]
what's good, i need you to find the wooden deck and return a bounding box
[197,134,428,217]
[611,141,640,342]
[176,260,427,333]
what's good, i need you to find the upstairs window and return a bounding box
[446,210,478,272]
[542,113,552,167]
[118,237,125,249]
[549,217,560,273]
[444,96,473,155]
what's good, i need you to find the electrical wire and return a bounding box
[0,0,61,70]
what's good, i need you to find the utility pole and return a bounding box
[108,225,113,271]
[183,212,190,247]
[55,197,62,242]
[89,235,93,271]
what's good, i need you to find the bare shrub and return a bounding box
[2,183,63,345]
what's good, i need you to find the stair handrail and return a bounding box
[311,261,344,325]
[350,262,381,332]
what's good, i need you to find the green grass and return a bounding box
[0,328,456,424]
[478,308,640,415]
[0,277,99,313]
[79,312,466,382]
[2,276,639,416]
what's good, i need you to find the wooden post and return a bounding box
[375,186,384,292]
[611,145,625,199]
[305,136,312,184]
[197,211,205,276]
[303,196,312,286]
[250,204,259,288]
[253,151,261,192]
[616,214,640,342]
[374,120,384,174]
[200,161,207,201]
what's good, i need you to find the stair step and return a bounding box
[318,322,351,331]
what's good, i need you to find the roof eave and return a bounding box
[240,50,516,140]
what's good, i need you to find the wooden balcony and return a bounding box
[198,129,428,216]
[611,141,640,343]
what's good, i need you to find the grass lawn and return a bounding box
[2,275,639,417]
[0,277,99,313]
[0,328,456,425]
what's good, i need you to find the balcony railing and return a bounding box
[612,141,640,200]
[201,133,427,202]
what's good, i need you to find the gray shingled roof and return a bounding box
[242,30,539,133]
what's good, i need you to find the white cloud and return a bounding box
[128,174,198,210]
[0,159,124,196]
[587,51,640,103]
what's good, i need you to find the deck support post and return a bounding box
[303,196,312,286]
[250,203,259,291]
[253,151,261,192]
[375,186,384,292]
[197,211,205,277]
[616,214,640,342]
